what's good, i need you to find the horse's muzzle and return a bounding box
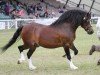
[87,29,94,35]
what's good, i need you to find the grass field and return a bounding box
[0,25,100,75]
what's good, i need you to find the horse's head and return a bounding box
[81,12,94,34]
[51,9,94,35]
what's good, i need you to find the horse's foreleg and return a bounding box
[18,45,28,64]
[62,44,78,58]
[63,45,78,70]
[27,46,36,70]
[70,43,78,57]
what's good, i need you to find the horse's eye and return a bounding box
[83,17,86,20]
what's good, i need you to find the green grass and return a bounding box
[0,25,100,75]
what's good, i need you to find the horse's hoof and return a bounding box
[29,66,36,71]
[70,66,78,70]
[17,60,21,64]
[89,45,95,55]
[72,67,78,70]
[73,67,78,70]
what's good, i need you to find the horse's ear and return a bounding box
[85,12,91,19]
[83,12,91,20]
[83,17,86,20]
[88,12,91,16]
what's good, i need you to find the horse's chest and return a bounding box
[58,35,70,44]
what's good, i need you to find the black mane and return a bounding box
[51,8,88,26]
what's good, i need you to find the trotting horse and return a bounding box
[1,8,94,70]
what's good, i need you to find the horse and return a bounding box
[1,8,94,70]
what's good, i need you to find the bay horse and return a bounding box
[1,8,94,70]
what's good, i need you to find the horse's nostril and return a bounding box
[89,30,94,34]
[87,29,94,34]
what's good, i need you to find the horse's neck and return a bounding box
[71,25,79,32]
[50,23,78,33]
[59,23,78,33]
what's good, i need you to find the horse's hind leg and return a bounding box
[63,45,78,70]
[18,45,28,64]
[27,44,37,70]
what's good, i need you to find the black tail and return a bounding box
[1,26,23,53]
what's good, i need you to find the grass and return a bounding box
[0,25,100,75]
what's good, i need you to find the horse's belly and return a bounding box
[39,33,62,48]
[39,42,62,48]
[39,36,62,48]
